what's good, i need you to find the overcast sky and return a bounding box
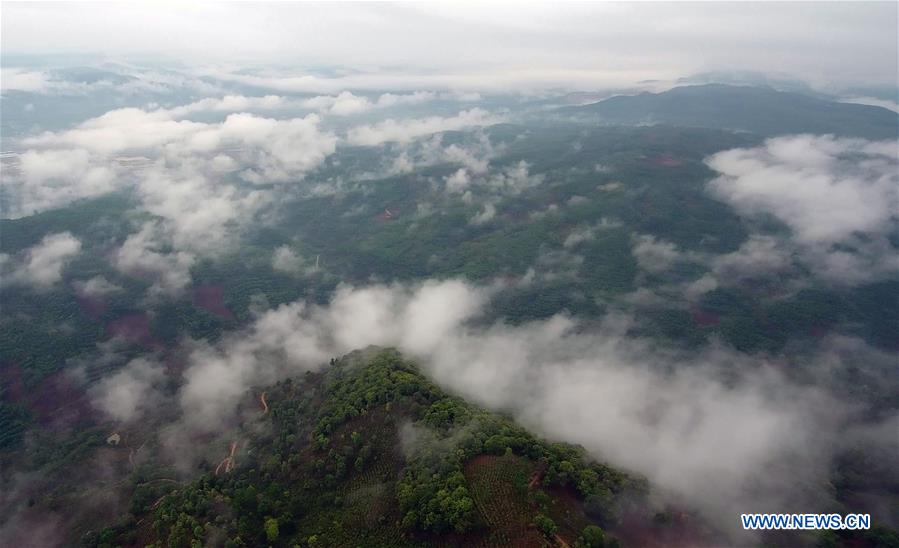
[2,2,897,89]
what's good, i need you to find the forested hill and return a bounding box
[85,348,692,548]
[557,84,899,139]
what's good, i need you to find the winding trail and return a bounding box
[141,478,179,486]
[151,494,168,510]
[215,441,239,475]
[260,391,268,414]
[128,440,147,470]
[528,468,544,489]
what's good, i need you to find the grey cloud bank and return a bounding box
[2,3,897,91]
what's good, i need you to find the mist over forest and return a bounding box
[1,3,897,547]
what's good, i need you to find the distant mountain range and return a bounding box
[558,84,898,139]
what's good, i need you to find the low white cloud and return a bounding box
[839,96,899,113]
[23,108,336,183]
[202,66,679,95]
[708,135,897,246]
[2,232,82,289]
[346,108,500,146]
[91,357,166,423]
[179,299,334,427]
[326,91,372,116]
[271,245,319,276]
[136,164,269,254]
[469,202,497,225]
[385,132,496,178]
[485,160,543,194]
[9,98,339,280]
[631,234,684,274]
[375,90,436,107]
[443,141,492,174]
[563,218,621,248]
[73,275,123,298]
[272,245,302,273]
[444,168,471,193]
[113,222,196,296]
[529,203,559,221]
[706,136,898,284]
[164,94,288,117]
[0,66,227,96]
[294,90,437,116]
[176,280,484,429]
[3,149,117,218]
[25,108,203,154]
[711,235,794,281]
[300,91,372,116]
[683,274,719,300]
[432,159,543,202]
[0,68,55,92]
[159,89,439,123]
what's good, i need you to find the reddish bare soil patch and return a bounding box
[75,295,107,319]
[528,462,546,489]
[464,454,547,547]
[545,484,583,510]
[650,153,684,167]
[106,313,162,350]
[193,285,234,320]
[614,509,713,548]
[639,197,657,216]
[544,484,591,543]
[376,207,399,222]
[162,353,187,380]
[691,308,721,327]
[0,361,26,403]
[467,453,496,470]
[27,371,96,430]
[0,505,71,548]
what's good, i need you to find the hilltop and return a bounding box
[81,348,707,548]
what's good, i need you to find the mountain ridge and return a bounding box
[558,84,899,139]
